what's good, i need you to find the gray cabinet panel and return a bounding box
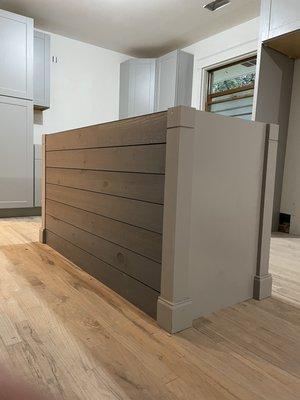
[34,30,50,109]
[155,50,194,112]
[0,96,33,208]
[119,59,155,119]
[176,51,194,108]
[0,9,33,100]
[261,0,300,40]
[154,51,177,112]
[119,50,193,118]
[34,144,42,206]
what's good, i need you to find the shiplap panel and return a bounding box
[46,184,163,233]
[46,168,165,204]
[46,230,159,318]
[46,215,161,291]
[46,200,162,263]
[44,112,166,317]
[46,144,166,174]
[46,112,167,151]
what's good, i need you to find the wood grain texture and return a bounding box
[46,214,161,291]
[46,168,165,204]
[269,232,300,307]
[0,217,299,400]
[46,230,159,318]
[43,113,166,317]
[46,111,167,151]
[46,184,163,233]
[46,200,162,263]
[46,144,166,174]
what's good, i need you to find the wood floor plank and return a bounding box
[0,217,299,400]
[0,313,22,346]
[45,230,159,318]
[269,233,300,307]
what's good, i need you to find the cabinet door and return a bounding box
[119,61,130,119]
[0,96,33,209]
[128,59,155,117]
[34,30,50,109]
[119,59,155,119]
[0,9,33,99]
[261,0,300,40]
[155,51,177,112]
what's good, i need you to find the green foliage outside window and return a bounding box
[212,72,255,93]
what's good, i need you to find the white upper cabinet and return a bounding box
[155,51,177,112]
[261,0,300,41]
[119,50,194,118]
[0,9,33,100]
[155,50,194,112]
[34,30,50,109]
[119,59,155,119]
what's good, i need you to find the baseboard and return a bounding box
[157,297,193,333]
[253,274,272,300]
[0,207,41,218]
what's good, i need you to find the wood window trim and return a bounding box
[206,56,256,112]
[207,92,254,107]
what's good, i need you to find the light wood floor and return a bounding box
[270,232,300,307]
[0,217,299,400]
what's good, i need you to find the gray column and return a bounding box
[157,106,195,333]
[254,124,279,299]
[39,134,47,244]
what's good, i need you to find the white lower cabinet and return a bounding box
[0,96,33,209]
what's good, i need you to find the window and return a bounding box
[206,56,257,120]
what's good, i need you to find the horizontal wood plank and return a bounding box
[46,215,161,291]
[46,168,165,204]
[46,112,167,151]
[46,184,163,233]
[46,144,166,174]
[45,230,159,318]
[46,200,162,263]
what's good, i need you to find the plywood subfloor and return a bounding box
[0,217,299,399]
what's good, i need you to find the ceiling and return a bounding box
[0,0,261,57]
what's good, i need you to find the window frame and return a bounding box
[205,55,257,113]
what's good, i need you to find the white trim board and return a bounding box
[183,17,260,110]
[194,40,258,111]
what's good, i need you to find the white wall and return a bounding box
[281,60,300,234]
[34,19,260,145]
[34,32,129,144]
[183,18,260,110]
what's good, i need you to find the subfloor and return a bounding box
[0,218,299,400]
